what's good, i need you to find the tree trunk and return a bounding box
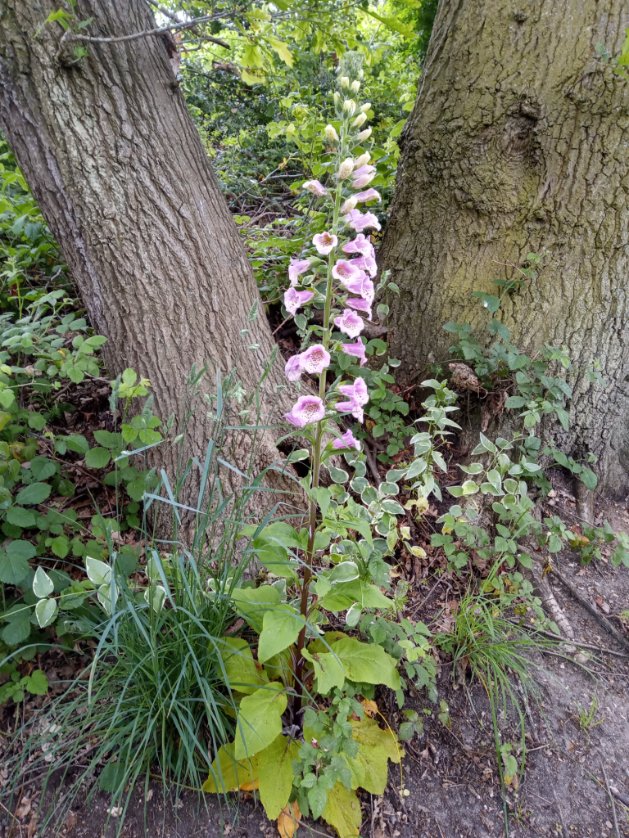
[381,0,628,497]
[0,0,289,499]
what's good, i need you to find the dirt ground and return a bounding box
[2,503,628,838]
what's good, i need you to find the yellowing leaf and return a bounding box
[220,636,268,695]
[258,604,305,663]
[321,783,361,838]
[277,801,301,838]
[267,35,294,67]
[258,735,298,819]
[344,717,402,795]
[202,743,258,793]
[361,699,378,718]
[234,683,287,760]
[303,647,345,695]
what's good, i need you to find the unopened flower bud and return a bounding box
[333,91,342,108]
[350,79,360,93]
[341,196,358,214]
[343,99,357,116]
[356,127,372,142]
[354,152,371,168]
[324,124,339,143]
[352,112,367,128]
[339,76,350,89]
[360,102,371,113]
[337,157,354,180]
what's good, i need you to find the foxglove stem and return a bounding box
[293,115,348,717]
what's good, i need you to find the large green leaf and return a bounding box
[232,585,282,633]
[242,522,300,578]
[234,682,287,760]
[257,734,298,819]
[318,580,394,613]
[15,482,52,505]
[303,646,345,695]
[258,604,305,663]
[220,636,269,694]
[321,782,362,838]
[329,637,401,690]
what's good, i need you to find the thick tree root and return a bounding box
[574,480,595,526]
[551,569,629,653]
[532,564,575,643]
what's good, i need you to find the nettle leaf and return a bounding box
[15,482,51,505]
[321,783,362,838]
[234,683,287,760]
[33,566,54,598]
[257,734,298,819]
[1,608,31,646]
[221,637,269,695]
[232,585,282,633]
[258,604,305,663]
[203,742,259,793]
[344,717,402,794]
[0,540,36,584]
[330,637,401,690]
[5,507,37,528]
[25,669,48,695]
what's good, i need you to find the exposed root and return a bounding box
[574,479,595,526]
[551,569,629,653]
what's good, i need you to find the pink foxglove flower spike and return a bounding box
[334,309,365,338]
[284,288,314,316]
[285,396,326,428]
[313,231,338,255]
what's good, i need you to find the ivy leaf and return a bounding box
[321,783,362,838]
[33,567,54,598]
[330,637,401,690]
[258,604,305,663]
[257,734,298,819]
[220,637,269,695]
[202,742,259,793]
[35,597,57,628]
[15,482,51,505]
[344,717,402,794]
[234,683,287,760]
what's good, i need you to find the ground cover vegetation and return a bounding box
[0,3,627,838]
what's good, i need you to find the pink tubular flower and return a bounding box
[313,231,338,255]
[334,308,364,338]
[342,339,367,366]
[284,287,314,316]
[352,254,377,278]
[285,395,325,428]
[347,297,372,320]
[351,165,376,189]
[285,354,303,382]
[303,179,327,197]
[354,188,381,204]
[288,258,311,286]
[344,210,381,233]
[335,377,369,422]
[342,234,375,258]
[300,344,331,374]
[343,275,374,303]
[332,259,364,284]
[332,429,361,451]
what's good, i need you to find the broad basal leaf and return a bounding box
[234,682,287,760]
[202,742,259,793]
[220,636,268,695]
[303,647,345,695]
[232,585,281,633]
[257,734,298,819]
[321,783,362,838]
[330,637,401,690]
[258,604,305,663]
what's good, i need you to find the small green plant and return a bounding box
[576,696,604,733]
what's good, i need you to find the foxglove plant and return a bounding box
[280,81,386,706]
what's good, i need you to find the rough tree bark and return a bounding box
[381,0,628,496]
[0,0,290,497]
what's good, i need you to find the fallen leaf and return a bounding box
[361,699,378,717]
[277,801,301,837]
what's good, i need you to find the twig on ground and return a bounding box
[601,763,621,838]
[551,569,629,653]
[507,620,629,659]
